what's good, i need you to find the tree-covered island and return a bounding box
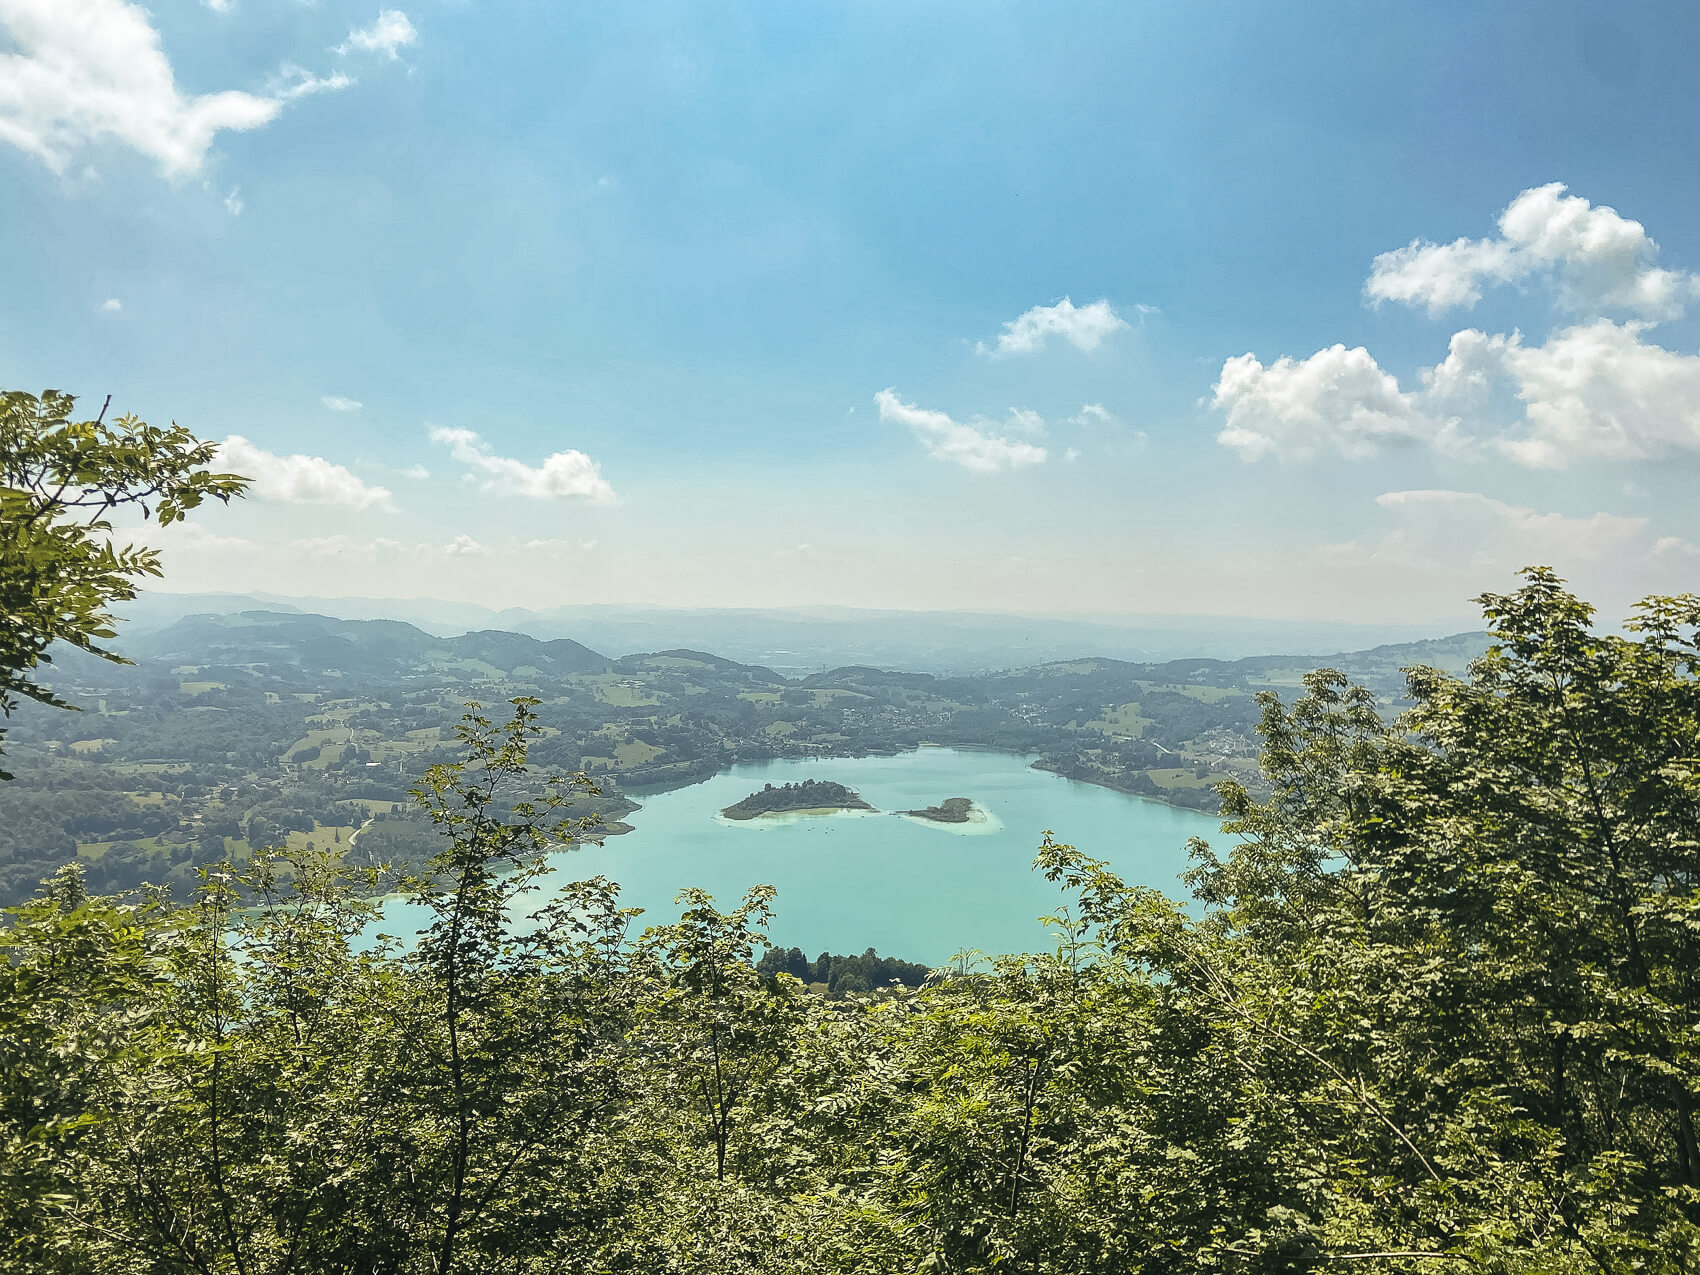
[898,796,977,823]
[721,778,874,820]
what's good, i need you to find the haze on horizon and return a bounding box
[3,2,1697,627]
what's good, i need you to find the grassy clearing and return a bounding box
[765,721,797,737]
[286,822,356,853]
[1147,767,1234,790]
[1084,704,1154,736]
[571,673,662,706]
[614,740,663,766]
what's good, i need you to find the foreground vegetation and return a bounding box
[3,571,1697,1272]
[5,392,1696,1267]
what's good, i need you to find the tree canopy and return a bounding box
[0,388,247,775]
[2,569,1697,1272]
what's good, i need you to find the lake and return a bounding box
[369,748,1226,965]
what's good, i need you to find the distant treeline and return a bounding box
[757,946,931,996]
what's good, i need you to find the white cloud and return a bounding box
[223,186,243,216]
[321,395,363,413]
[874,390,1048,473]
[1321,490,1655,578]
[100,298,121,312]
[1068,403,1120,428]
[402,464,430,480]
[978,297,1130,357]
[1366,183,1700,320]
[1486,320,1700,468]
[1218,319,1700,468]
[0,0,284,176]
[218,435,396,511]
[1219,184,1700,468]
[273,65,354,102]
[1213,344,1458,462]
[429,426,617,502]
[337,10,417,59]
[1004,407,1046,436]
[443,534,483,556]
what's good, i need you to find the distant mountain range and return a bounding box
[116,592,1480,675]
[119,607,1486,702]
[130,611,610,680]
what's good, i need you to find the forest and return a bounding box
[4,391,1699,1270]
[4,571,1699,1272]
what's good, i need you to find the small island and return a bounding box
[898,796,979,824]
[721,779,875,820]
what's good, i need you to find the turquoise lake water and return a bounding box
[369,748,1226,965]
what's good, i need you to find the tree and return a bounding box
[0,388,247,775]
[362,698,637,1273]
[1177,567,1700,1270]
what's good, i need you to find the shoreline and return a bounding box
[1028,758,1223,817]
[612,746,1222,820]
[715,806,883,829]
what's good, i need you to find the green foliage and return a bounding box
[0,388,246,775]
[2,574,1696,1271]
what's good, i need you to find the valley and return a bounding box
[0,607,1483,905]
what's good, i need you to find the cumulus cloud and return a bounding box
[1366,183,1699,320]
[100,298,121,313]
[1218,185,1700,468]
[875,390,1048,472]
[1483,320,1700,468]
[218,435,395,511]
[1213,344,1459,462]
[978,297,1129,357]
[401,464,430,480]
[0,0,289,176]
[337,10,417,59]
[1216,320,1700,468]
[223,187,243,216]
[321,395,363,413]
[1068,403,1119,428]
[429,426,616,502]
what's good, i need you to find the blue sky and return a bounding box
[4,1,1698,624]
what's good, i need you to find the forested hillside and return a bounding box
[2,572,1697,1272]
[0,607,1483,905]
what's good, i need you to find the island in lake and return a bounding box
[898,797,979,824]
[721,779,875,820]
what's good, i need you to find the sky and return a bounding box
[3,0,1699,627]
